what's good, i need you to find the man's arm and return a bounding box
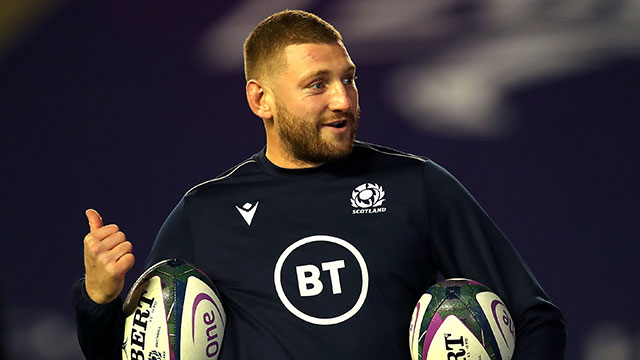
[423,160,567,360]
[73,200,194,360]
[73,209,135,360]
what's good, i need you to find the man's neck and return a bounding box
[265,147,324,169]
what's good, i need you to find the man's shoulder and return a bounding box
[184,154,262,198]
[352,140,429,166]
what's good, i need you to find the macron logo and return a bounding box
[236,201,259,226]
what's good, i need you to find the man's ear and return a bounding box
[246,80,273,119]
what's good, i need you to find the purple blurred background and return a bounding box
[2,1,639,359]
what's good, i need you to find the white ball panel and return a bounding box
[180,276,226,360]
[476,291,516,360]
[425,315,490,360]
[122,276,171,360]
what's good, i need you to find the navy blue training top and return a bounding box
[73,141,566,360]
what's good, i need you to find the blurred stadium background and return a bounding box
[1,0,638,359]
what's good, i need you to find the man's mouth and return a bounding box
[325,120,348,128]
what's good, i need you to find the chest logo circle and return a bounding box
[273,235,369,325]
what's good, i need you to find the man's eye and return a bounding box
[343,76,357,85]
[310,82,325,89]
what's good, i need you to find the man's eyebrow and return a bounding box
[300,69,330,82]
[300,66,357,82]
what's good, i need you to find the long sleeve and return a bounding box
[423,160,567,359]
[72,279,124,360]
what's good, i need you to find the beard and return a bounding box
[275,101,360,165]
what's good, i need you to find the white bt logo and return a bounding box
[296,260,346,297]
[274,235,369,326]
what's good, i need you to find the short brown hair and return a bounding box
[243,10,343,82]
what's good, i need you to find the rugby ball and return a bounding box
[122,259,226,360]
[409,278,515,360]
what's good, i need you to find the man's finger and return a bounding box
[100,231,127,251]
[111,241,133,262]
[114,252,136,275]
[86,209,104,232]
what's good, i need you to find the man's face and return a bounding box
[270,42,360,165]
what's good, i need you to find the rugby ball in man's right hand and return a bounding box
[409,278,515,360]
[122,259,226,360]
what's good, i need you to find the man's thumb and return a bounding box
[85,209,104,232]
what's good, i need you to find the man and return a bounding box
[74,10,566,359]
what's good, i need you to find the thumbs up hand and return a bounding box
[83,209,135,304]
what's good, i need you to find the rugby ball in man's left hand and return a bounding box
[122,259,226,360]
[409,278,515,360]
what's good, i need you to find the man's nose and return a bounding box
[328,84,352,112]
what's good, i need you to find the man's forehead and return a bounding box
[282,42,355,74]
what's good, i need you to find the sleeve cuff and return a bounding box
[72,278,123,317]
